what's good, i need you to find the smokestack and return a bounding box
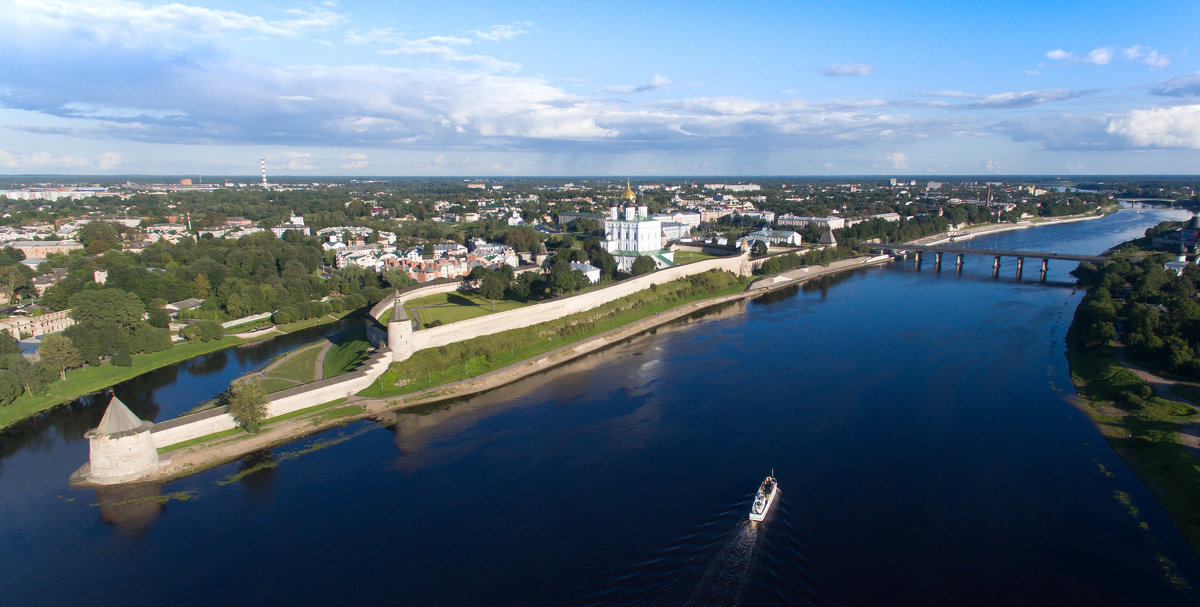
[261,158,267,188]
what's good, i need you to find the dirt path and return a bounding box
[310,340,335,380]
[1113,345,1200,465]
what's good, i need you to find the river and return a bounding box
[0,207,1196,606]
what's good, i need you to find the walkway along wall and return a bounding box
[148,348,394,450]
[376,253,752,362]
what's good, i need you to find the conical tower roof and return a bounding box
[389,293,408,322]
[1187,214,1200,230]
[819,227,837,246]
[93,395,148,436]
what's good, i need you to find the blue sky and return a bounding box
[3,0,1200,176]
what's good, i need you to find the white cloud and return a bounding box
[597,74,675,95]
[376,34,521,72]
[341,153,368,169]
[266,151,318,170]
[0,149,113,170]
[1152,72,1200,97]
[887,152,909,169]
[1124,45,1170,68]
[1046,45,1168,68]
[97,151,122,169]
[472,22,531,42]
[7,0,341,48]
[1107,104,1200,148]
[818,62,876,77]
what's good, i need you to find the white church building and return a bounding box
[603,183,675,271]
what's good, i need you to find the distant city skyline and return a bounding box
[3,0,1200,176]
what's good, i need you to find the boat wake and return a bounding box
[683,521,762,607]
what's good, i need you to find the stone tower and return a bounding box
[84,395,159,484]
[387,296,414,362]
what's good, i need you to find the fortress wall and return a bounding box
[410,254,749,352]
[369,280,463,321]
[139,255,748,455]
[263,350,391,416]
[151,410,237,448]
[149,350,392,449]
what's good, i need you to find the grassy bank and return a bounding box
[0,309,360,431]
[1067,344,1200,554]
[360,270,749,398]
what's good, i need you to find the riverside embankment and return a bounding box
[135,254,894,482]
[11,207,1200,607]
[122,213,1120,483]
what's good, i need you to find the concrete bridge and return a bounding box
[870,243,1106,279]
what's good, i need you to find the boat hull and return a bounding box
[749,486,779,522]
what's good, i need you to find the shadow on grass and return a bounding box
[446,292,480,307]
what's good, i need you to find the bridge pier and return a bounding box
[1040,258,1048,282]
[935,251,942,272]
[1015,256,1024,280]
[955,253,963,268]
[914,251,922,269]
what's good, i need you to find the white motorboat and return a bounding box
[748,471,778,522]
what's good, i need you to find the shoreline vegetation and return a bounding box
[71,209,1113,484]
[1062,214,1200,558]
[0,309,360,431]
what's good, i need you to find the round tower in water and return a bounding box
[84,396,159,484]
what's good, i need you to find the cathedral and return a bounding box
[603,182,675,271]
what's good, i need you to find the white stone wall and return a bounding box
[151,412,237,449]
[89,431,161,483]
[149,350,392,450]
[407,254,749,354]
[369,281,463,320]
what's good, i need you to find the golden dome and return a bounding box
[623,179,636,202]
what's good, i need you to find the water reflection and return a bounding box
[93,482,164,533]
[236,450,278,507]
[185,351,229,376]
[379,300,744,472]
[0,318,356,474]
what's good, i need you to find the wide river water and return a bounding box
[2,207,1198,606]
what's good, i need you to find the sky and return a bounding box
[3,0,1200,177]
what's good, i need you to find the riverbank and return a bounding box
[913,208,1113,246]
[0,309,360,431]
[1066,344,1200,556]
[119,255,893,483]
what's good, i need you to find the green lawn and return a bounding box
[1069,345,1200,556]
[359,271,749,399]
[264,345,322,385]
[404,292,529,328]
[0,335,244,430]
[156,397,352,454]
[673,250,722,264]
[0,309,361,431]
[322,328,370,378]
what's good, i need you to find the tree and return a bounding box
[480,274,505,311]
[68,288,145,330]
[3,355,43,396]
[38,334,82,380]
[631,255,656,276]
[148,306,170,328]
[751,240,768,258]
[0,369,21,406]
[0,265,29,304]
[0,332,20,357]
[227,378,268,433]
